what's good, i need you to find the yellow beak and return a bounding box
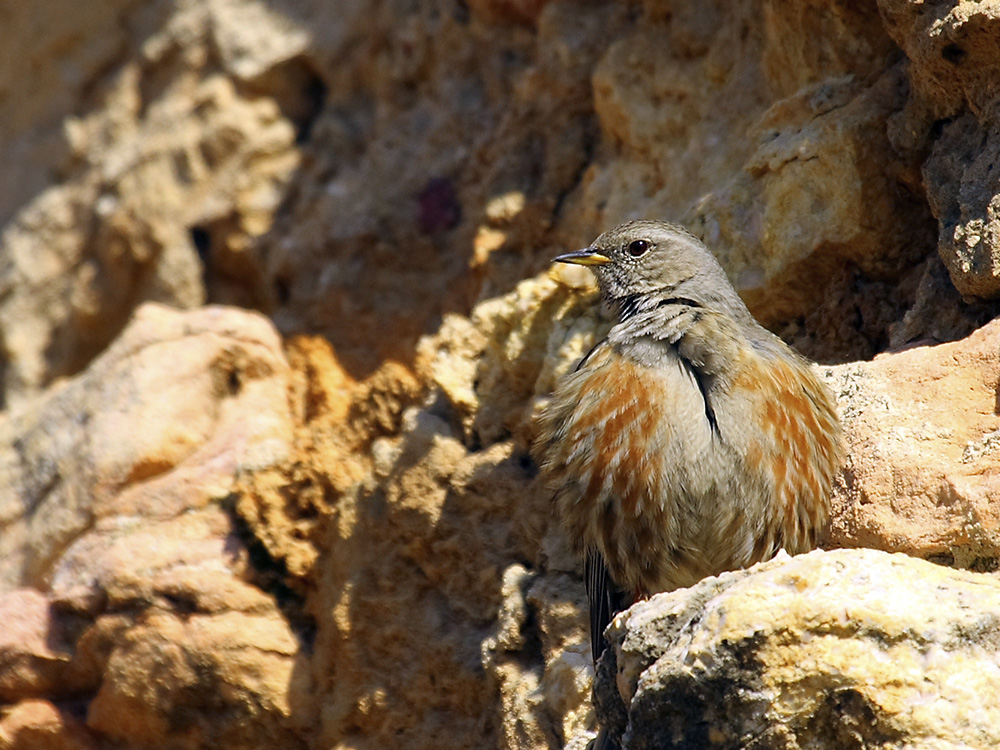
[552,248,611,266]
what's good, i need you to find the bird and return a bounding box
[533,220,842,745]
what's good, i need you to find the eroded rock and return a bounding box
[880,0,1000,299]
[0,304,309,749]
[826,317,1000,568]
[597,548,1000,749]
[0,1,305,405]
[4,1,1000,749]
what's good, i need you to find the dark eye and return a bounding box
[627,239,649,257]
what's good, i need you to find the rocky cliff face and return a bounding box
[0,2,998,749]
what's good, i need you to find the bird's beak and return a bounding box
[552,248,611,266]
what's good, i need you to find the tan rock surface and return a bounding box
[0,590,73,702]
[694,68,932,332]
[0,302,294,590]
[0,698,96,750]
[0,271,997,750]
[0,1,305,404]
[598,548,1000,750]
[0,304,309,748]
[826,318,1000,568]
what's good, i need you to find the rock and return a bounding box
[922,113,1000,299]
[0,590,73,702]
[887,254,999,349]
[0,303,294,591]
[235,336,421,581]
[0,698,96,750]
[258,1,626,379]
[878,0,1000,124]
[825,318,1000,569]
[481,566,593,750]
[694,68,933,331]
[0,1,305,405]
[5,1,1000,749]
[0,304,310,749]
[597,548,1000,750]
[309,419,554,749]
[879,0,1000,299]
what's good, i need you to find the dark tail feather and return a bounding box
[585,549,627,748]
[585,548,627,663]
[588,726,621,750]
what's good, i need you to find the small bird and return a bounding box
[534,221,842,743]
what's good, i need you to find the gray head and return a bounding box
[555,220,751,322]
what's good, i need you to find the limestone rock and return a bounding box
[235,336,421,581]
[482,565,594,750]
[0,698,96,750]
[879,0,1000,299]
[596,548,1000,750]
[0,304,309,749]
[887,254,999,350]
[0,590,73,702]
[309,413,556,749]
[269,271,605,750]
[825,318,1000,569]
[694,68,933,330]
[582,3,928,360]
[6,1,1000,749]
[878,0,1000,123]
[0,0,305,405]
[922,113,1000,300]
[258,1,626,379]
[0,302,294,590]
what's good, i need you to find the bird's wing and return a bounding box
[585,546,628,665]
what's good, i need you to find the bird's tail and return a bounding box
[588,726,620,750]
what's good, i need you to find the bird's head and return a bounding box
[554,220,746,319]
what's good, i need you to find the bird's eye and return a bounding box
[627,239,649,257]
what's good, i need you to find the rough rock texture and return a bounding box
[596,548,1000,750]
[3,1,1000,750]
[0,0,303,406]
[880,0,1000,300]
[0,304,311,749]
[879,0,1000,298]
[827,317,1000,570]
[283,275,601,750]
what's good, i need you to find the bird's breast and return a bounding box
[541,342,716,505]
[536,340,721,587]
[536,334,841,595]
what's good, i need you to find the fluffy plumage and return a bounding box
[535,220,842,668]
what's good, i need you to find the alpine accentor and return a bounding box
[535,220,842,676]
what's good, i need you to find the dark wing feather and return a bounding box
[585,547,628,664]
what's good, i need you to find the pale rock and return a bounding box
[0,698,96,750]
[825,318,1000,568]
[594,548,1000,750]
[0,590,72,701]
[527,574,594,744]
[0,304,308,748]
[695,69,932,327]
[481,566,593,750]
[0,303,293,591]
[878,0,1000,123]
[0,0,304,405]
[209,0,311,81]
